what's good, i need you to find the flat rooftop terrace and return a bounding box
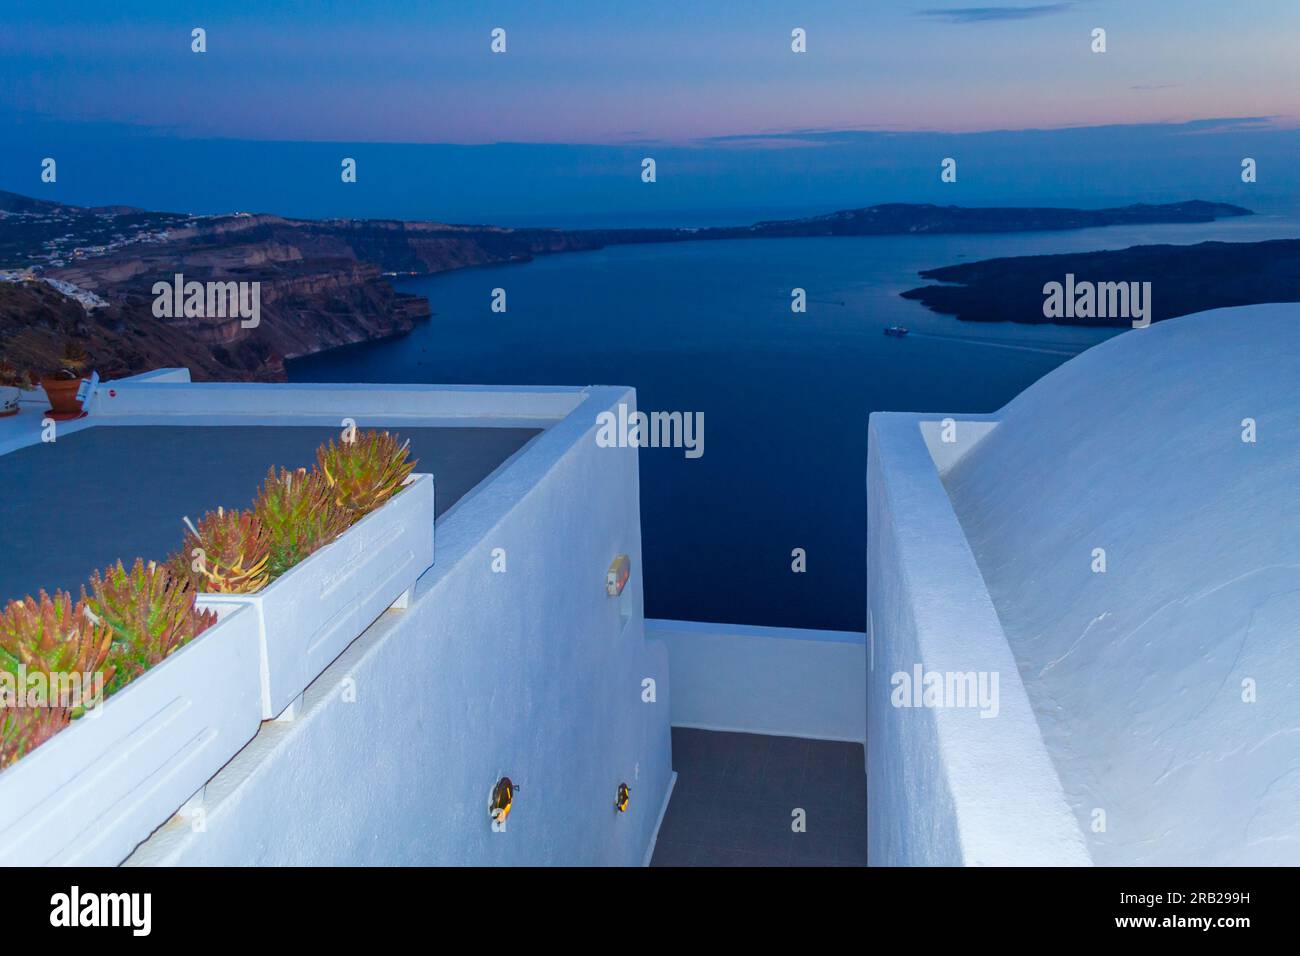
[0,423,539,603]
[1,373,870,867]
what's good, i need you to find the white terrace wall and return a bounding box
[94,379,587,425]
[650,620,865,743]
[866,412,1089,867]
[127,385,674,866]
[1,373,591,455]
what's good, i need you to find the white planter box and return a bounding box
[0,602,262,866]
[201,473,435,719]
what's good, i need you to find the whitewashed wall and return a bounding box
[942,305,1300,866]
[866,411,1089,866]
[127,385,675,866]
[650,620,865,743]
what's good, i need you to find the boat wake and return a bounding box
[905,331,1087,358]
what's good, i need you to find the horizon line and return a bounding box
[7,112,1298,151]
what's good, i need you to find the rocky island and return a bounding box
[901,238,1300,327]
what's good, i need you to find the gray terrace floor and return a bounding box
[652,728,868,866]
[0,424,540,603]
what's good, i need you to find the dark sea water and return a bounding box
[288,213,1300,631]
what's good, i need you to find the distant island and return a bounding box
[901,238,1300,327]
[0,190,1258,379]
[676,199,1252,238]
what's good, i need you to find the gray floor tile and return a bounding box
[651,729,867,867]
[649,841,705,867]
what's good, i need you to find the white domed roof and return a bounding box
[944,304,1300,865]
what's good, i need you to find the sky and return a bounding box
[3,0,1298,144]
[1,1,1298,222]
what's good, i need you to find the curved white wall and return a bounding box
[944,305,1300,865]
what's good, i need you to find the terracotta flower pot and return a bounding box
[41,377,84,416]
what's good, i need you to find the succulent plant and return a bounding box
[0,360,36,389]
[253,466,352,579]
[315,430,416,517]
[0,590,114,706]
[0,590,113,765]
[169,506,272,594]
[58,339,88,377]
[83,559,218,696]
[1,705,70,770]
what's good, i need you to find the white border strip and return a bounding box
[641,772,678,867]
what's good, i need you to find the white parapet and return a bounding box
[121,385,674,866]
[0,604,262,866]
[200,473,435,719]
[938,305,1300,866]
[866,411,1090,867]
[650,619,866,744]
[92,380,590,425]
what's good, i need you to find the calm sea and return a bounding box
[288,213,1299,631]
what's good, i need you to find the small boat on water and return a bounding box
[883,326,909,337]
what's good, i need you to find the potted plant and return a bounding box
[0,588,114,769]
[254,466,353,578]
[40,340,90,418]
[0,361,35,418]
[172,430,434,718]
[0,562,263,865]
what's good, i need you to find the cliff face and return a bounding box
[147,214,610,274]
[0,207,522,380]
[54,241,430,372]
[1,202,621,380]
[0,280,281,382]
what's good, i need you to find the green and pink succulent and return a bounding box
[83,559,218,695]
[316,429,416,518]
[253,466,352,579]
[168,506,272,594]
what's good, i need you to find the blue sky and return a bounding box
[2,1,1297,222]
[3,0,1298,143]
